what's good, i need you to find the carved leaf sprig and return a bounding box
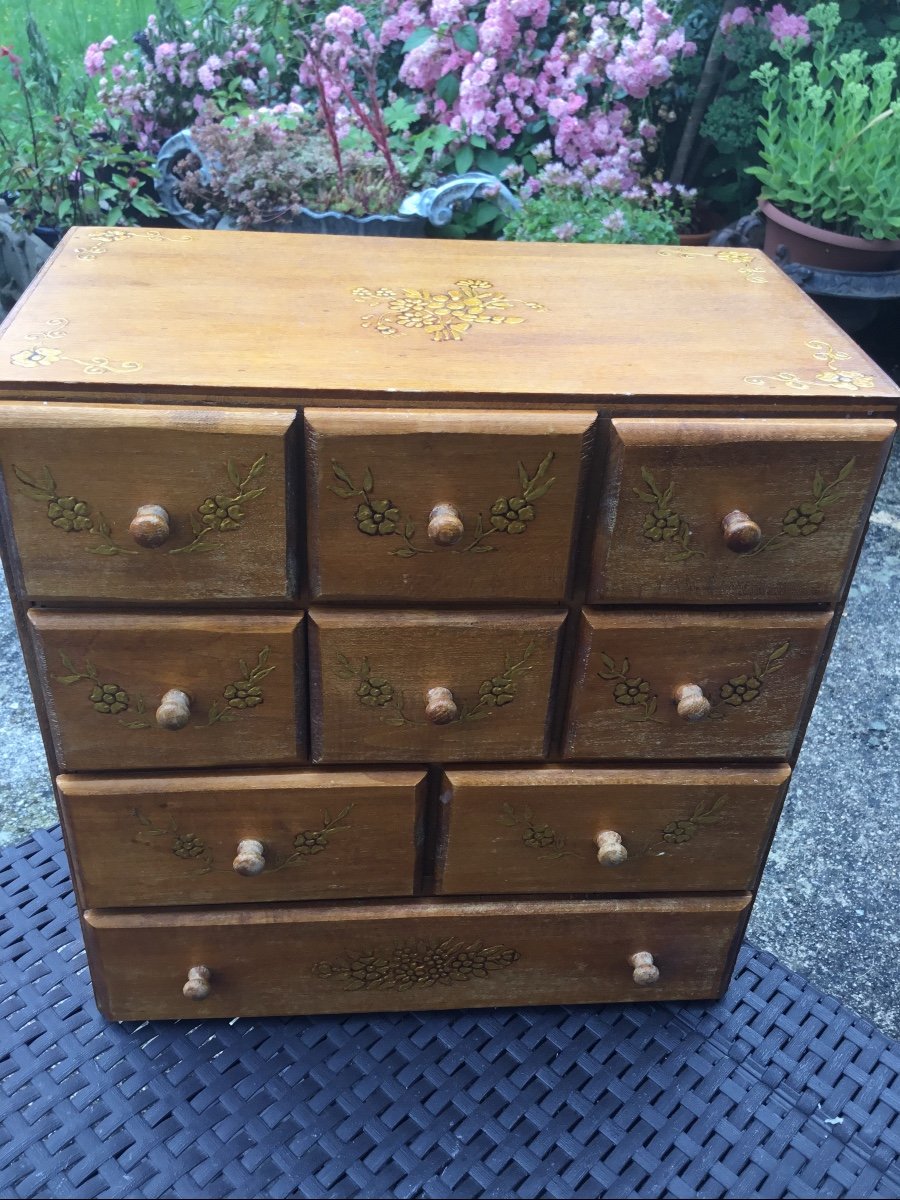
[171,454,268,555]
[13,464,136,556]
[708,641,790,717]
[498,802,580,860]
[272,805,354,871]
[461,452,556,553]
[459,641,535,721]
[206,646,275,726]
[336,653,413,726]
[633,467,702,561]
[597,653,663,723]
[744,458,856,557]
[56,651,150,728]
[643,795,727,855]
[132,808,212,873]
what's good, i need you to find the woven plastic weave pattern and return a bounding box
[1,827,898,1200]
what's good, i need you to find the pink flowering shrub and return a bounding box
[719,3,810,46]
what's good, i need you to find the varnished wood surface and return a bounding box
[83,893,751,1019]
[306,408,594,601]
[29,611,305,770]
[0,402,295,602]
[59,769,426,908]
[308,608,565,763]
[564,609,832,761]
[436,765,790,894]
[1,229,896,402]
[590,417,896,604]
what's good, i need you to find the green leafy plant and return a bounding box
[503,185,680,246]
[747,2,900,239]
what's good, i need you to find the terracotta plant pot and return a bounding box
[760,198,900,272]
[678,229,713,247]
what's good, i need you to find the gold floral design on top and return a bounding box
[329,452,555,558]
[498,803,581,860]
[633,467,703,562]
[746,340,876,393]
[597,652,662,723]
[743,458,855,556]
[73,229,194,262]
[336,641,535,727]
[352,278,545,342]
[9,316,142,375]
[657,247,767,283]
[314,937,520,991]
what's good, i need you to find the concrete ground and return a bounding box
[1,445,898,1035]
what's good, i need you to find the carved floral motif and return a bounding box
[498,803,580,859]
[9,316,142,375]
[314,937,520,991]
[746,340,875,392]
[633,467,703,561]
[72,229,194,261]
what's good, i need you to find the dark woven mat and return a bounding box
[1,827,898,1200]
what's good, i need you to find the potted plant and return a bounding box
[502,183,681,246]
[748,2,900,270]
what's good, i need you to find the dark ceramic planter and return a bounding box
[760,198,900,272]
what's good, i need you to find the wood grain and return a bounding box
[83,893,751,1019]
[564,609,832,761]
[0,402,295,602]
[29,610,305,770]
[309,608,565,763]
[1,230,895,402]
[590,417,895,604]
[306,408,594,601]
[58,769,426,908]
[436,765,790,894]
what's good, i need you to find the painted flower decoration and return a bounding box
[10,346,63,368]
[47,497,93,532]
[173,834,207,859]
[662,819,695,844]
[490,497,535,534]
[199,496,245,532]
[223,681,263,709]
[478,676,516,706]
[614,678,651,706]
[642,506,680,541]
[292,830,329,856]
[357,678,394,707]
[719,674,762,705]
[89,683,129,714]
[355,499,400,536]
[782,503,825,537]
[816,370,875,391]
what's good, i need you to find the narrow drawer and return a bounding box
[306,408,593,601]
[564,609,831,761]
[0,403,296,602]
[309,608,565,763]
[30,610,305,770]
[84,894,751,1019]
[436,765,790,895]
[590,417,894,604]
[59,769,425,908]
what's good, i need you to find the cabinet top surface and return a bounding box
[0,227,895,405]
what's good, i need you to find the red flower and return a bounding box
[0,44,23,80]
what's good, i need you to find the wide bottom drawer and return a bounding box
[84,894,751,1020]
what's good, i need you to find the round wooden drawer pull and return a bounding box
[427,503,464,546]
[130,504,171,548]
[156,689,192,730]
[674,683,710,721]
[629,952,660,987]
[595,830,628,866]
[183,964,211,1001]
[233,839,266,876]
[722,509,762,553]
[425,686,458,724]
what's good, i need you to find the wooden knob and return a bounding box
[425,686,458,724]
[629,951,660,987]
[595,830,628,866]
[722,509,762,553]
[156,688,191,730]
[427,503,464,546]
[233,839,265,876]
[130,504,171,548]
[183,964,211,1000]
[674,683,710,721]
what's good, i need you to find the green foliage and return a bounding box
[503,186,680,246]
[748,2,900,239]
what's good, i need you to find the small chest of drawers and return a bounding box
[0,229,895,1020]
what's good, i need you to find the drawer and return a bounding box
[0,403,296,602]
[436,765,790,895]
[564,609,831,761]
[306,408,593,601]
[30,611,305,770]
[309,608,565,763]
[58,769,425,908]
[83,894,751,1019]
[589,418,894,604]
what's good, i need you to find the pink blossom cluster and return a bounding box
[719,3,810,45]
[91,7,283,150]
[373,0,694,191]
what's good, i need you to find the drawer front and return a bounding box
[0,403,296,602]
[30,611,305,770]
[59,769,425,908]
[564,609,831,761]
[590,418,894,604]
[84,894,750,1019]
[436,765,790,895]
[309,608,565,763]
[306,409,593,601]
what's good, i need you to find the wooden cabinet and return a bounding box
[1,229,895,1021]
